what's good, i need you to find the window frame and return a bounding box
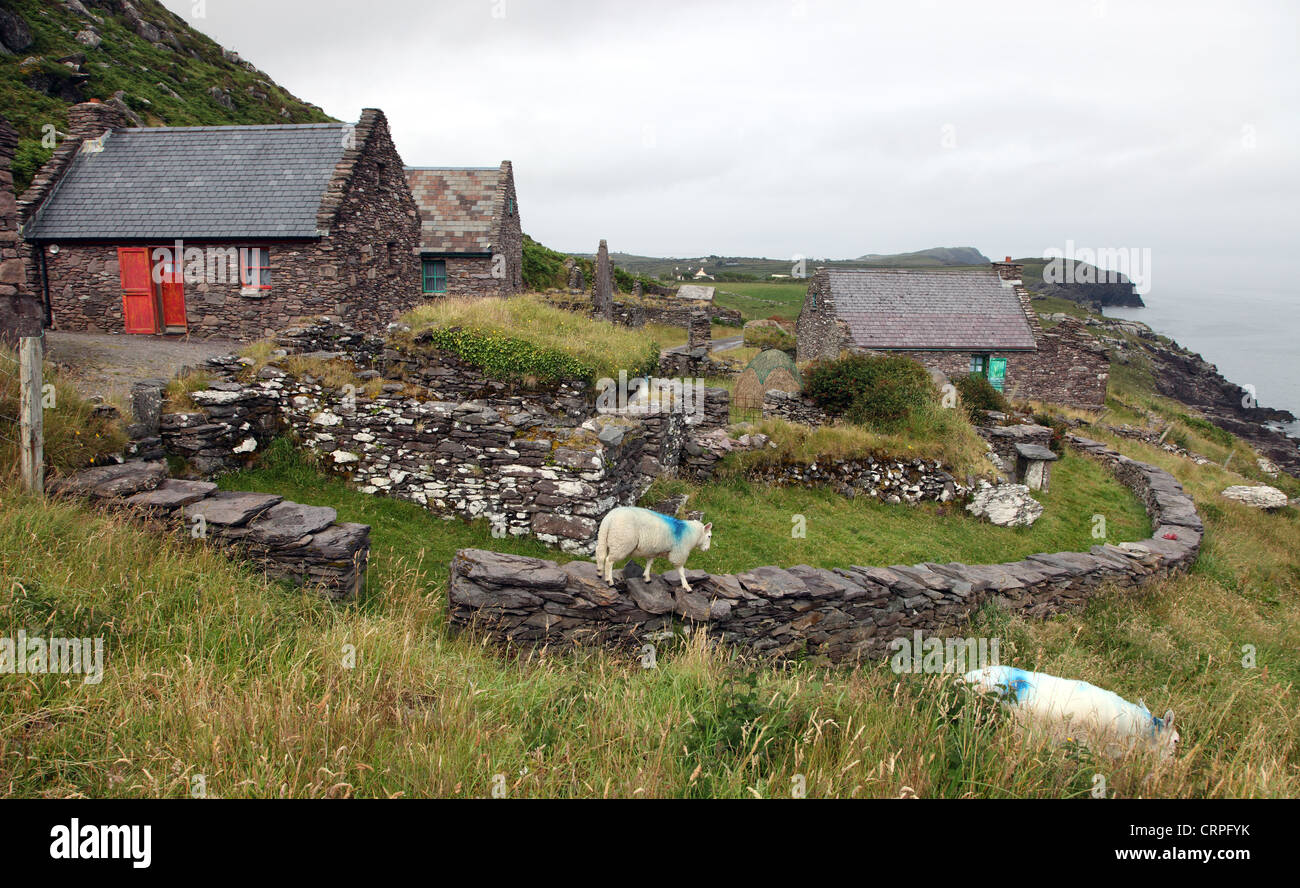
[240,247,272,291]
[422,258,448,295]
[970,353,990,377]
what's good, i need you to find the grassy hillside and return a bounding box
[0,0,332,191]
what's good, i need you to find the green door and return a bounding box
[988,357,1007,392]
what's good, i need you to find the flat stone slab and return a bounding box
[56,460,167,499]
[124,479,218,510]
[247,502,338,546]
[1014,443,1058,461]
[183,491,283,527]
[456,548,567,589]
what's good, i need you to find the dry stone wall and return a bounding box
[142,320,736,555]
[54,460,369,599]
[447,434,1202,662]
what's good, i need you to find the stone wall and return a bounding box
[447,434,1202,662]
[1012,318,1109,408]
[54,460,369,599]
[740,456,967,504]
[24,107,421,340]
[144,320,735,555]
[761,390,831,426]
[0,116,40,342]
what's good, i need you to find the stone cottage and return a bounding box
[404,163,522,298]
[795,261,1108,407]
[18,101,421,340]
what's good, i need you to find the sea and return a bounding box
[1104,284,1300,438]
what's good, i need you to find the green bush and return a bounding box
[805,353,935,430]
[954,373,1009,420]
[521,235,569,291]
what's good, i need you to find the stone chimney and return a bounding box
[66,99,132,139]
[991,255,1024,284]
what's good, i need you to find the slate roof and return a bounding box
[826,268,1037,350]
[23,123,352,240]
[405,166,503,254]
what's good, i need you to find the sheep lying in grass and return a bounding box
[595,506,712,590]
[961,666,1180,760]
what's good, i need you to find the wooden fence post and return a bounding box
[18,333,43,495]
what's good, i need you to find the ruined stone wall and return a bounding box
[0,117,40,341]
[447,434,1202,662]
[761,390,831,426]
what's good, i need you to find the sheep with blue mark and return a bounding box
[961,666,1180,760]
[595,506,712,591]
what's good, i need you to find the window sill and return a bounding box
[239,288,271,299]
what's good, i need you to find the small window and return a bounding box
[240,247,272,290]
[970,354,990,377]
[422,259,447,294]
[506,196,515,216]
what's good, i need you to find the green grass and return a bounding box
[0,0,331,192]
[399,294,662,384]
[4,427,1298,797]
[642,449,1149,572]
[712,282,808,323]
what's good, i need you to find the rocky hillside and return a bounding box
[0,0,333,192]
[1090,315,1300,474]
[1019,256,1145,308]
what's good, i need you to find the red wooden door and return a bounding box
[117,247,158,334]
[156,253,187,330]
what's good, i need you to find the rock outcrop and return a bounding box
[1220,485,1289,511]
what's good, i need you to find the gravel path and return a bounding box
[44,331,241,406]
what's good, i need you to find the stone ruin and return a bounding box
[593,239,613,321]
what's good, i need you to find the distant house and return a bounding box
[18,101,421,340]
[796,261,1109,407]
[404,163,522,298]
[692,266,714,280]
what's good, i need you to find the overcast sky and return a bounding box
[162,0,1298,293]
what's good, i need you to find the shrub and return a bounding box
[521,235,569,290]
[954,373,1009,420]
[804,353,934,430]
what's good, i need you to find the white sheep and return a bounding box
[595,506,712,590]
[961,666,1180,760]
